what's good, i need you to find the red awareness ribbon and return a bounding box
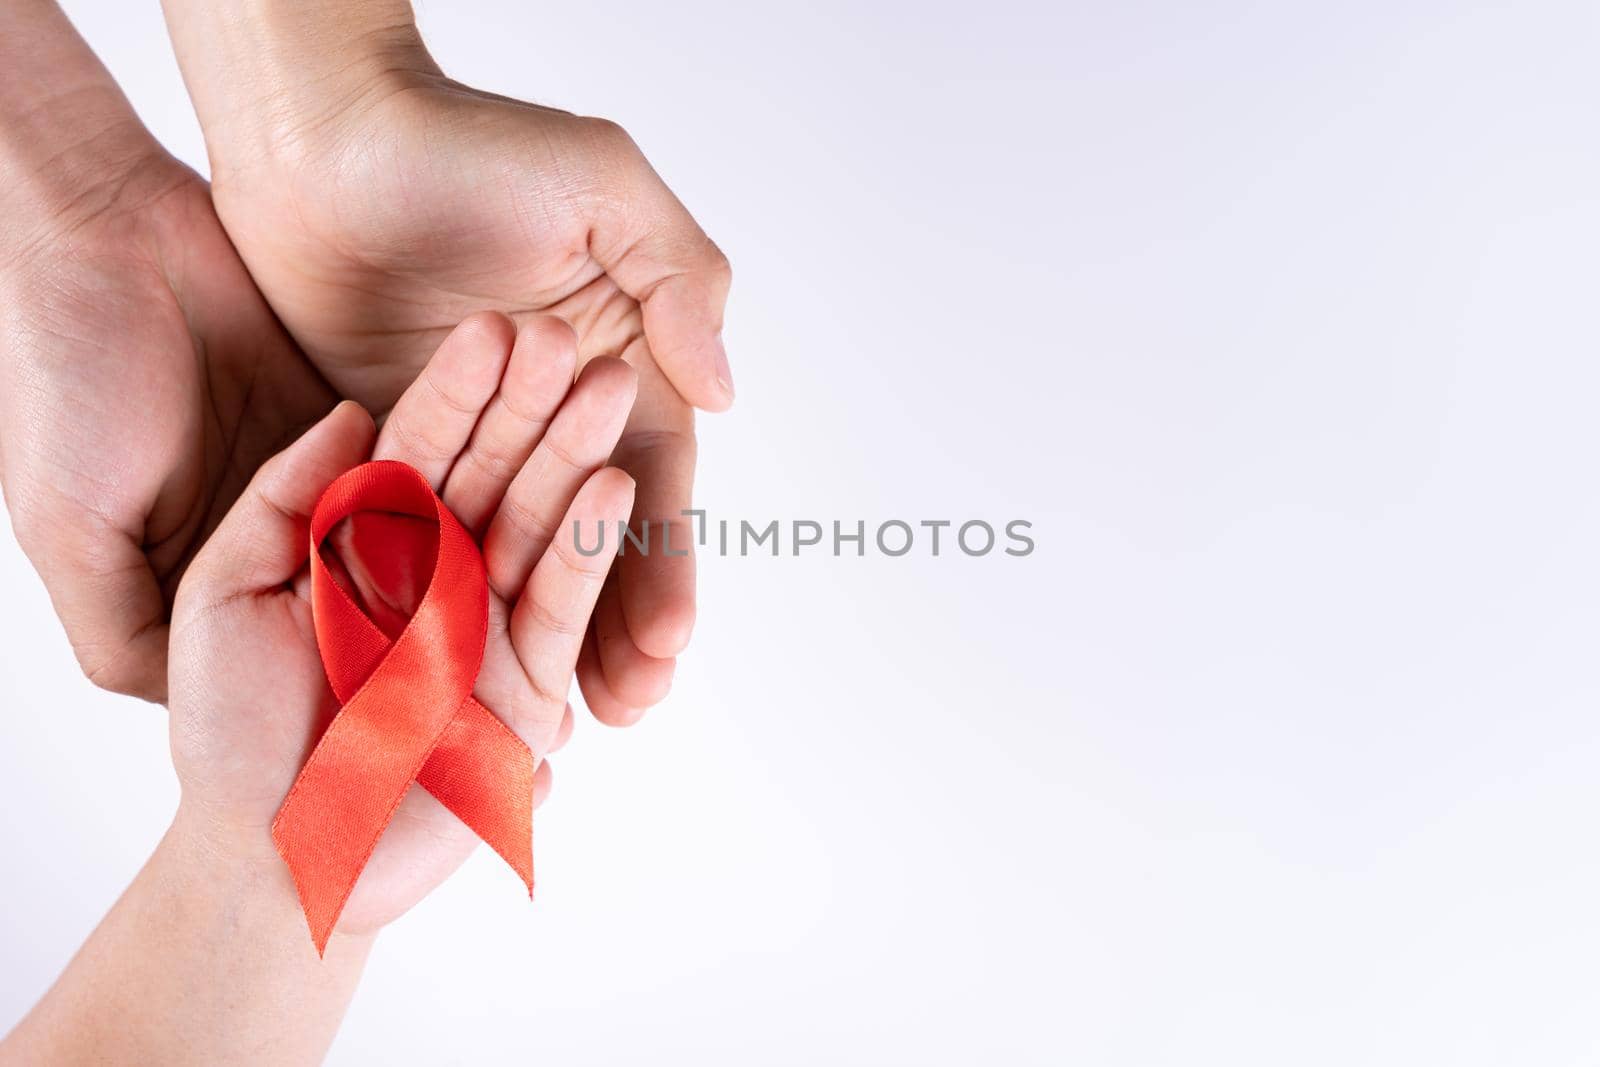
[272,460,535,954]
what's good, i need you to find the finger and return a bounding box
[533,760,554,810]
[593,573,676,709]
[508,467,635,720]
[441,315,578,534]
[548,702,576,754]
[608,365,698,661]
[483,357,636,599]
[14,511,171,702]
[576,626,644,727]
[581,118,734,412]
[181,401,375,608]
[373,311,515,487]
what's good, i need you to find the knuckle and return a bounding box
[386,416,455,464]
[612,427,697,481]
[585,116,637,156]
[508,699,566,750]
[423,369,486,419]
[82,651,144,698]
[464,441,521,484]
[500,491,557,545]
[519,677,571,730]
[78,625,163,701]
[1,472,58,552]
[520,593,586,641]
[707,245,733,287]
[539,434,588,475]
[5,498,43,552]
[553,526,617,579]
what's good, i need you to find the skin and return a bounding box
[0,0,334,700]
[160,0,735,725]
[0,4,704,1052]
[0,0,730,724]
[1,318,636,1065]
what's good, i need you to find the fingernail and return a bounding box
[712,336,734,401]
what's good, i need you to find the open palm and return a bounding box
[0,151,333,701]
[209,77,731,725]
[167,315,637,936]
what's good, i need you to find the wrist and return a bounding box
[165,803,379,956]
[161,0,440,176]
[0,2,172,256]
[2,808,373,1066]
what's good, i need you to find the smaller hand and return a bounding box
[168,313,636,937]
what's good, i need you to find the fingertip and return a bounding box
[455,310,520,355]
[508,315,580,396]
[595,581,677,705]
[640,271,733,412]
[79,623,170,704]
[579,354,641,406]
[272,400,375,486]
[376,313,513,478]
[516,314,579,363]
[584,465,638,513]
[697,334,735,412]
[655,338,733,413]
[327,398,377,443]
[547,702,576,754]
[189,399,375,606]
[426,311,517,403]
[533,760,554,808]
[616,536,696,658]
[602,647,675,707]
[577,630,646,727]
[627,596,696,660]
[598,702,650,728]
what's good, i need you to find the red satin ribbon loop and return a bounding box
[272,460,534,953]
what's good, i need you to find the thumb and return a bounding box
[8,504,171,703]
[181,401,375,610]
[579,118,735,412]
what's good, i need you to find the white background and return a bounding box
[5,1,1600,1063]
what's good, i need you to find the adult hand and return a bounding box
[0,0,334,701]
[162,0,734,725]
